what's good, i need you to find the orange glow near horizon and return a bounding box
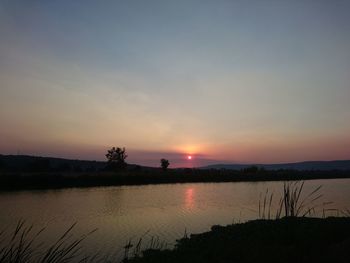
[174,144,200,155]
[187,155,192,160]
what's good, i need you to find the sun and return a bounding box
[187,155,192,160]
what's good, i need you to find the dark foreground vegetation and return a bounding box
[126,217,350,263]
[1,217,350,263]
[124,181,350,262]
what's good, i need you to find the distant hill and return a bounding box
[201,160,350,171]
[2,155,350,172]
[0,154,152,172]
[0,154,106,172]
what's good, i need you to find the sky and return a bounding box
[1,0,350,167]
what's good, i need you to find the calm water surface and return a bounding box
[1,179,350,257]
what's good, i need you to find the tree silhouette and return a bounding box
[160,158,170,171]
[106,147,128,170]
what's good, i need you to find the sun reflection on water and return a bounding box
[185,188,195,210]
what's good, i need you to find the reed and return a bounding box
[0,220,98,263]
[121,233,168,262]
[258,189,274,219]
[258,181,323,219]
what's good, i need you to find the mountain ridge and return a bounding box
[201,160,350,171]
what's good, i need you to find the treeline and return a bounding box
[0,155,109,173]
[1,152,350,191]
[1,165,350,191]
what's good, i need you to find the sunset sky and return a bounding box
[1,0,350,167]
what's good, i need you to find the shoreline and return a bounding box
[2,217,350,262]
[125,217,350,263]
[1,170,350,191]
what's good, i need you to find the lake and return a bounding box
[1,179,350,259]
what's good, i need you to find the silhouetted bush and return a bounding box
[160,159,170,171]
[106,147,128,170]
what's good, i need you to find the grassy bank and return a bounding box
[2,217,350,263]
[1,169,350,191]
[125,217,350,263]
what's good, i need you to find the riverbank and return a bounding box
[1,169,350,191]
[2,217,349,262]
[125,217,350,263]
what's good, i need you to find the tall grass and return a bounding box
[259,181,324,219]
[0,221,169,263]
[258,189,274,219]
[121,233,169,262]
[0,220,98,263]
